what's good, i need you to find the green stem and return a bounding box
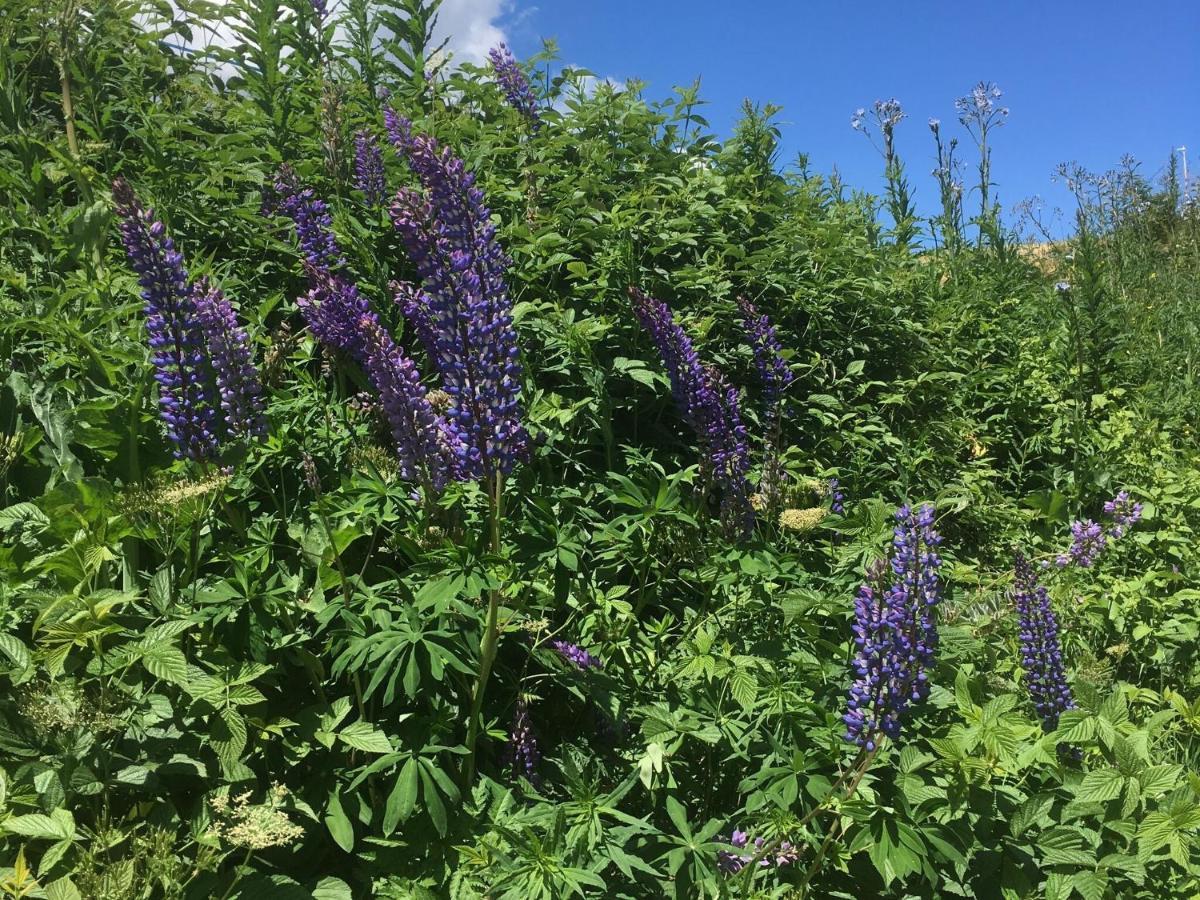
[463,472,504,787]
[216,848,254,900]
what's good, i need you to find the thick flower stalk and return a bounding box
[192,278,267,440]
[1013,551,1074,730]
[353,129,386,208]
[359,316,458,491]
[843,504,942,750]
[487,43,541,128]
[629,287,754,537]
[735,295,792,429]
[386,111,528,480]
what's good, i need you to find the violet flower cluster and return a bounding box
[828,477,846,516]
[1013,551,1074,731]
[1056,490,1142,568]
[266,165,343,271]
[353,129,386,208]
[386,111,528,480]
[508,698,540,783]
[267,167,466,489]
[552,640,602,671]
[717,829,799,875]
[1104,490,1143,538]
[359,316,457,491]
[735,295,792,429]
[113,178,265,460]
[843,504,943,750]
[192,278,266,442]
[629,287,753,538]
[487,43,541,128]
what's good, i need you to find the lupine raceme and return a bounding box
[629,287,753,537]
[1012,550,1074,730]
[113,178,265,460]
[844,504,943,750]
[487,43,541,128]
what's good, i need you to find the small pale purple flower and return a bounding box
[552,640,603,670]
[1103,490,1143,538]
[1055,519,1106,568]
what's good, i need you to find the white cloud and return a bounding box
[432,0,511,66]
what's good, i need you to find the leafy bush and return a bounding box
[0,2,1198,897]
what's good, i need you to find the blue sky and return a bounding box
[490,0,1199,237]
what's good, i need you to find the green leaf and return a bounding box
[44,878,82,900]
[311,877,353,900]
[4,810,74,840]
[324,791,354,852]
[142,645,190,685]
[1075,767,1124,803]
[728,669,757,711]
[338,721,394,754]
[1071,870,1108,900]
[383,759,419,835]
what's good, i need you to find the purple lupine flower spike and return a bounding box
[1013,551,1074,730]
[843,504,942,749]
[353,129,386,208]
[192,278,266,440]
[735,295,792,428]
[1103,490,1142,538]
[296,266,377,361]
[629,287,754,538]
[359,316,457,491]
[552,640,603,671]
[113,178,217,460]
[386,112,527,480]
[508,698,540,783]
[1055,519,1106,568]
[265,165,344,271]
[487,43,541,128]
[829,478,846,515]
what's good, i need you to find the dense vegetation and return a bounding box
[2,2,1199,897]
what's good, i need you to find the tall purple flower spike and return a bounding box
[628,287,754,538]
[353,129,386,208]
[487,43,541,128]
[386,111,527,481]
[359,316,458,491]
[192,278,267,440]
[735,295,792,429]
[843,504,942,750]
[114,179,265,459]
[1013,550,1074,731]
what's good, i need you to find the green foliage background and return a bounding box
[1,1,1199,897]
